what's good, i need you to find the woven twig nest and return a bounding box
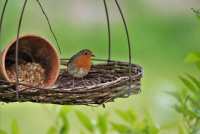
[0,61,143,105]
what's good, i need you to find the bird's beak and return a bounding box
[91,54,95,57]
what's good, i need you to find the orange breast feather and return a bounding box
[74,55,91,70]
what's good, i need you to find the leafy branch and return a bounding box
[171,52,200,134]
[76,109,159,134]
[0,120,20,134]
[47,106,70,134]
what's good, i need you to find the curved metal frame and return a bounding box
[0,0,8,40]
[15,0,28,99]
[36,0,62,55]
[0,0,134,97]
[103,0,132,95]
[103,0,111,62]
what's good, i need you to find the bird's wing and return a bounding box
[67,54,77,66]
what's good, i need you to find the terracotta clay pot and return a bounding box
[0,35,60,87]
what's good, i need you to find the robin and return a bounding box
[67,49,95,87]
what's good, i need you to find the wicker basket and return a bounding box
[0,61,142,105]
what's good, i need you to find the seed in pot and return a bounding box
[6,62,46,88]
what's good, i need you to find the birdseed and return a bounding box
[6,62,45,89]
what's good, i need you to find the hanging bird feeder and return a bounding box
[0,0,143,106]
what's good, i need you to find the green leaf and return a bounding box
[47,126,57,134]
[173,105,184,113]
[59,106,70,118]
[188,96,200,108]
[184,107,198,118]
[178,125,187,134]
[187,102,200,119]
[179,76,198,93]
[141,116,159,134]
[186,74,200,90]
[0,129,7,134]
[76,111,94,133]
[59,117,69,134]
[97,114,108,134]
[195,62,200,71]
[116,110,129,123]
[59,106,70,134]
[166,91,183,104]
[11,120,20,134]
[111,122,131,134]
[116,109,136,126]
[185,52,200,63]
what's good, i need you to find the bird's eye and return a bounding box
[84,52,88,55]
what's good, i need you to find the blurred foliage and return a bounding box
[11,120,20,134]
[170,52,200,134]
[22,106,160,134]
[191,8,200,20]
[170,11,200,134]
[0,130,7,134]
[185,52,200,70]
[0,107,159,134]
[0,120,20,134]
[76,109,159,134]
[47,106,70,134]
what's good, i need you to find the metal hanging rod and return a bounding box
[114,0,133,95]
[103,0,112,62]
[0,0,8,39]
[15,0,28,99]
[36,0,62,55]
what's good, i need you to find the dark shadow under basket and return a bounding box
[0,61,143,105]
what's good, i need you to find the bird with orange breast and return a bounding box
[67,49,95,87]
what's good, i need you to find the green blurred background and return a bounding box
[0,0,200,134]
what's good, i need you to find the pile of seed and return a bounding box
[6,62,45,88]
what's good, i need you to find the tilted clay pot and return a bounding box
[0,35,60,87]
